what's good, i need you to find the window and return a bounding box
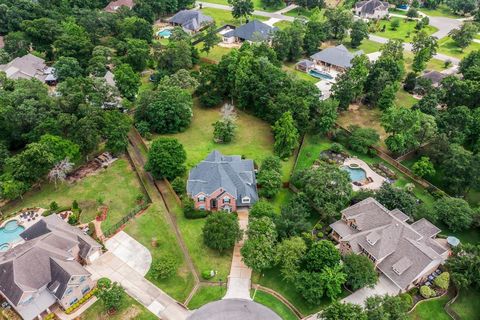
[223,197,230,204]
[81,286,90,295]
[65,287,73,296]
[22,295,33,305]
[198,195,205,202]
[79,276,86,283]
[241,197,250,204]
[69,298,78,306]
[199,205,206,211]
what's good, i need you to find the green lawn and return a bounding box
[81,291,157,320]
[270,188,295,213]
[404,52,447,72]
[198,44,233,62]
[343,38,383,54]
[187,285,227,309]
[450,288,480,320]
[150,101,294,182]
[200,8,268,27]
[252,290,298,320]
[284,7,322,19]
[409,295,450,320]
[437,36,480,60]
[253,269,349,315]
[274,20,292,30]
[123,203,195,302]
[200,0,283,12]
[373,19,438,41]
[2,158,143,233]
[389,8,407,16]
[419,5,461,19]
[395,88,419,108]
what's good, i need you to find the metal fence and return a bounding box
[103,202,149,238]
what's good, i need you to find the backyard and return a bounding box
[408,295,451,320]
[123,203,195,302]
[81,292,156,320]
[198,44,233,62]
[200,7,268,27]
[437,36,480,59]
[283,62,319,84]
[1,158,144,233]
[150,100,295,182]
[337,104,388,144]
[343,38,383,54]
[200,0,284,12]
[372,19,438,41]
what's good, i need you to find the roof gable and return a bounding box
[310,45,363,68]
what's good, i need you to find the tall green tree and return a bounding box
[114,64,140,100]
[145,137,187,180]
[323,302,367,320]
[324,8,353,40]
[343,253,378,291]
[201,23,220,54]
[53,57,83,81]
[228,0,254,24]
[203,212,242,252]
[275,237,307,282]
[272,111,299,159]
[54,19,93,65]
[434,197,473,232]
[124,38,150,72]
[449,23,478,50]
[241,217,277,272]
[350,20,369,48]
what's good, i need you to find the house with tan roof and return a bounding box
[0,215,101,320]
[0,54,57,85]
[330,197,449,293]
[104,0,135,13]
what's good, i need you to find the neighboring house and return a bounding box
[310,45,363,72]
[0,215,101,320]
[420,70,447,87]
[168,10,213,34]
[104,0,135,13]
[187,150,258,212]
[355,0,390,19]
[223,20,278,44]
[0,54,57,85]
[330,197,449,293]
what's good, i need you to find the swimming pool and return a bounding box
[341,166,367,182]
[309,69,334,80]
[0,220,25,251]
[157,29,172,38]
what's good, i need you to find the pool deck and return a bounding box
[2,208,46,230]
[344,158,386,191]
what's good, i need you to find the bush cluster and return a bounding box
[65,288,98,314]
[183,196,209,219]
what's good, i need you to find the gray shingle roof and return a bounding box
[0,54,56,82]
[188,298,282,320]
[0,215,98,306]
[421,70,447,85]
[355,0,389,15]
[330,197,448,291]
[168,10,213,31]
[224,20,277,42]
[187,150,258,206]
[310,45,363,69]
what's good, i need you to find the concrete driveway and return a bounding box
[87,231,191,320]
[341,275,400,306]
[223,209,252,300]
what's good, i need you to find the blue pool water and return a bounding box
[157,29,172,38]
[342,166,367,182]
[0,220,25,251]
[309,69,334,80]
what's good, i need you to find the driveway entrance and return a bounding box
[342,275,401,306]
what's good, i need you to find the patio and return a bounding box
[343,158,387,191]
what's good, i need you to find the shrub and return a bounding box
[72,200,79,210]
[183,197,208,219]
[171,177,186,195]
[399,293,413,308]
[151,255,177,279]
[434,272,450,290]
[201,270,215,280]
[330,143,344,153]
[97,278,112,290]
[88,222,96,237]
[49,201,59,212]
[68,213,79,225]
[420,285,436,298]
[250,200,276,218]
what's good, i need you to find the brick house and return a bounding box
[330,197,449,293]
[187,150,258,212]
[0,215,101,320]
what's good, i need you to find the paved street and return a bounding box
[87,232,191,320]
[223,209,252,300]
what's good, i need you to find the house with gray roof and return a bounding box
[223,20,278,43]
[310,45,363,72]
[0,54,57,85]
[420,70,447,87]
[330,197,449,292]
[168,10,213,34]
[187,150,258,212]
[0,215,101,320]
[355,0,390,19]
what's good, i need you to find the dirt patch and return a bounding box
[120,305,141,319]
[67,153,116,183]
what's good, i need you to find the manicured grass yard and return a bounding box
[373,19,438,41]
[81,292,156,320]
[270,188,295,213]
[437,36,480,60]
[408,295,450,320]
[450,288,480,320]
[200,8,267,27]
[395,88,419,109]
[404,52,447,73]
[123,203,195,302]
[2,158,143,233]
[198,44,233,62]
[284,7,322,19]
[419,5,461,19]
[283,62,319,84]
[252,290,298,320]
[253,269,349,315]
[199,0,283,13]
[274,20,292,30]
[151,101,294,182]
[187,285,227,309]
[343,38,383,54]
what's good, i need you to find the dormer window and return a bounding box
[242,196,250,204]
[198,195,205,202]
[223,197,231,204]
[65,287,73,296]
